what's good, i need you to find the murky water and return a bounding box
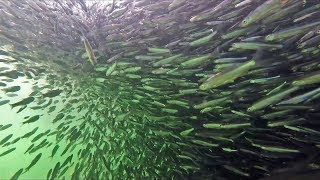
[1,0,320,179]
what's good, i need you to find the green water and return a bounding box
[1,0,320,179]
[0,57,81,179]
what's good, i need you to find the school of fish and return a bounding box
[0,0,320,179]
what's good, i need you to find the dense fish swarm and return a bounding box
[1,0,320,179]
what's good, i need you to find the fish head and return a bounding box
[247,106,255,112]
[199,83,209,91]
[231,43,240,49]
[240,17,251,27]
[190,16,200,22]
[265,34,275,41]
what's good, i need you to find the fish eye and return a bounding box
[200,84,207,90]
[265,34,274,41]
[242,20,247,24]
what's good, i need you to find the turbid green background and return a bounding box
[0,59,80,179]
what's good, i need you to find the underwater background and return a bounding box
[1,0,320,179]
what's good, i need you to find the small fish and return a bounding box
[50,162,61,179]
[24,153,42,172]
[47,106,56,113]
[0,134,13,145]
[190,0,232,22]
[31,130,50,143]
[266,20,320,41]
[223,165,249,177]
[10,97,35,108]
[231,42,283,50]
[22,115,41,124]
[251,141,300,153]
[1,86,20,93]
[292,71,320,86]
[46,169,52,180]
[0,100,10,106]
[200,59,256,90]
[0,124,12,131]
[0,82,6,86]
[21,127,39,139]
[180,54,212,68]
[6,93,18,97]
[28,90,40,97]
[41,99,53,109]
[10,168,23,180]
[240,0,287,27]
[189,31,217,47]
[0,70,23,79]
[42,89,62,98]
[24,144,35,154]
[248,87,299,112]
[180,128,194,136]
[10,137,21,145]
[50,145,59,158]
[52,113,65,123]
[16,105,27,113]
[28,139,48,154]
[194,97,228,109]
[82,36,97,66]
[58,165,70,178]
[203,123,251,129]
[0,147,16,157]
[278,87,320,104]
[61,154,73,168]
[1,79,14,82]
[191,139,218,147]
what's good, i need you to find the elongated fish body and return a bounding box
[10,168,23,180]
[248,87,299,112]
[10,97,35,108]
[292,71,320,86]
[266,20,320,41]
[240,0,287,27]
[82,36,97,66]
[1,0,320,179]
[200,60,256,90]
[25,153,42,172]
[278,87,320,104]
